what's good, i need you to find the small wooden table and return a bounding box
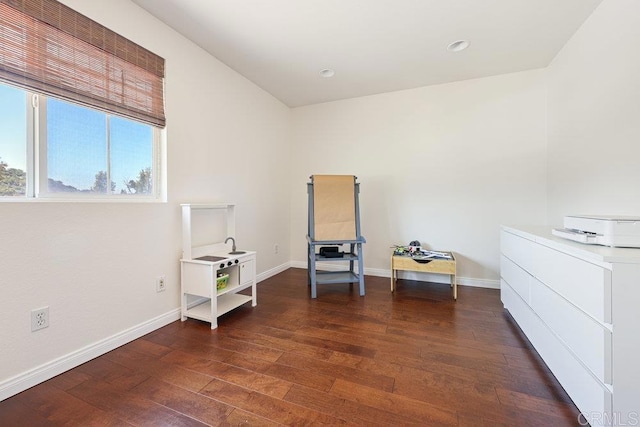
[391,252,457,299]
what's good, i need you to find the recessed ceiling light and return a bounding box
[319,68,335,78]
[447,40,470,52]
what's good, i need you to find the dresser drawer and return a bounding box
[502,282,613,424]
[530,277,612,384]
[531,243,612,324]
[501,230,536,274]
[500,255,530,304]
[392,256,455,274]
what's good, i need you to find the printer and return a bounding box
[552,215,640,248]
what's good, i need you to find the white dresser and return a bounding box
[500,225,640,426]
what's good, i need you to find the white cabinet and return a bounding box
[239,258,255,286]
[500,226,640,426]
[180,204,257,329]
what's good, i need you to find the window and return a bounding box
[0,81,160,199]
[0,0,165,200]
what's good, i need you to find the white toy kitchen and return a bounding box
[180,203,256,329]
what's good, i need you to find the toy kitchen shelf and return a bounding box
[180,204,257,329]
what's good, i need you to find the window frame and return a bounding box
[0,83,163,202]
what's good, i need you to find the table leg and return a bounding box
[452,273,457,300]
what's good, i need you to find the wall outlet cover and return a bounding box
[156,276,166,292]
[31,306,49,332]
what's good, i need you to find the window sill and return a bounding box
[0,196,165,203]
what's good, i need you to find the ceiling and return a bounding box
[132,0,603,107]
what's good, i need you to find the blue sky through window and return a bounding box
[110,116,153,194]
[0,84,27,170]
[47,98,107,190]
[0,82,153,194]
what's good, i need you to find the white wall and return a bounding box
[547,0,640,224]
[0,0,291,395]
[290,70,548,283]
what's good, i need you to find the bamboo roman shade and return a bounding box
[0,0,166,127]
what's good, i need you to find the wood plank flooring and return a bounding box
[0,268,582,426]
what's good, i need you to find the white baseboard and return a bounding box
[289,260,500,289]
[257,261,291,283]
[457,276,500,289]
[0,309,180,402]
[0,261,295,402]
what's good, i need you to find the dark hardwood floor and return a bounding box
[0,268,582,426]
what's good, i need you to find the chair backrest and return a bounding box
[308,175,359,241]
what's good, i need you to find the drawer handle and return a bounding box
[413,259,433,264]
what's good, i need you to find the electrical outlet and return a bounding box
[274,243,279,254]
[156,276,166,292]
[31,306,49,332]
